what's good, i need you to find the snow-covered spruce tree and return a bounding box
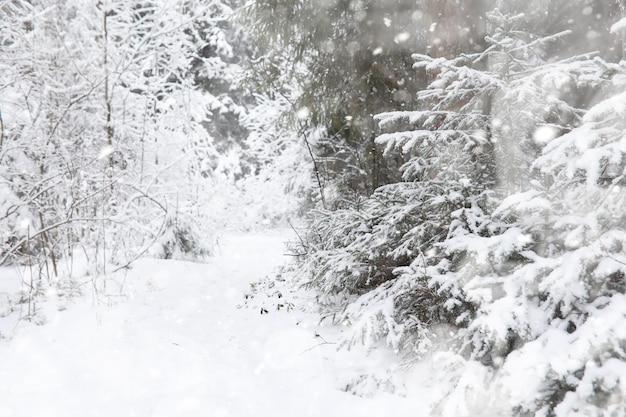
[185,0,251,181]
[241,0,445,202]
[163,0,312,229]
[492,0,624,62]
[433,65,626,417]
[413,8,626,417]
[293,5,617,362]
[298,151,495,353]
[291,6,502,352]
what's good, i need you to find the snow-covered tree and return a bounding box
[242,0,440,200]
[0,0,109,275]
[0,0,256,273]
[432,61,626,417]
[415,6,626,415]
[289,5,622,394]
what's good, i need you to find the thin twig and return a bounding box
[0,108,4,151]
[287,218,308,255]
[301,332,337,353]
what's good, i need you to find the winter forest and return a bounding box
[2,0,626,416]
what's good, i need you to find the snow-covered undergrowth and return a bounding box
[0,230,426,417]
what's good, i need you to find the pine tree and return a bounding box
[289,1,620,383]
[424,5,626,415]
[242,0,441,200]
[435,60,625,417]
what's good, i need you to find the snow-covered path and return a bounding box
[0,231,422,417]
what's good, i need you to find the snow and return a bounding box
[394,32,411,44]
[0,230,422,417]
[532,125,560,144]
[610,17,626,34]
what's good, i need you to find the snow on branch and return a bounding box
[610,17,626,34]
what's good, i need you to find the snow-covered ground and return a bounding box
[0,230,424,417]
